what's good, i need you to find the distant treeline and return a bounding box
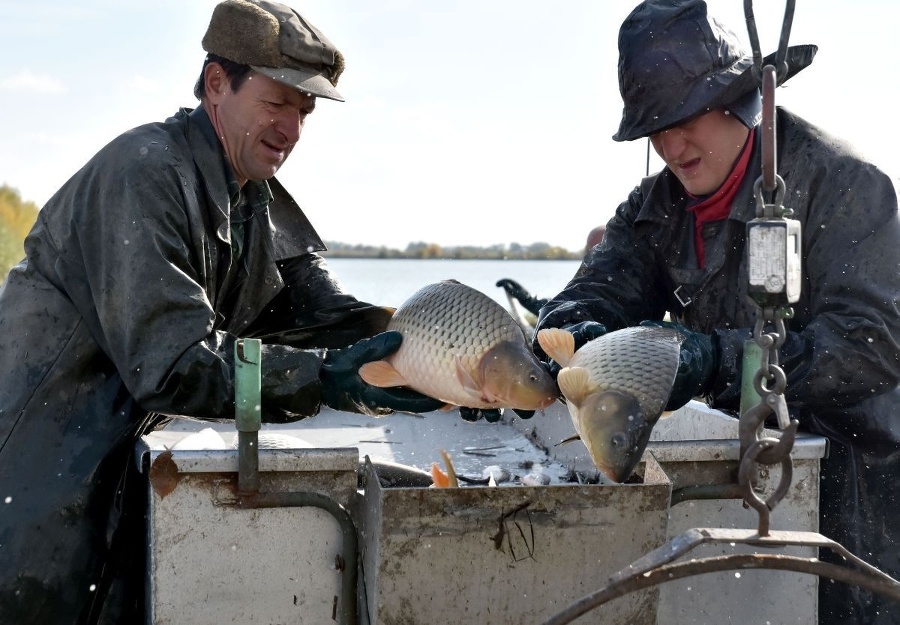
[0,183,583,286]
[322,240,583,260]
[0,184,39,279]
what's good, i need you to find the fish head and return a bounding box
[478,340,558,410]
[576,388,653,483]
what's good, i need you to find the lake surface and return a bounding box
[323,258,582,307]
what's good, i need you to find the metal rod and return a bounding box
[542,553,900,625]
[231,340,357,623]
[543,527,900,624]
[238,490,359,625]
[761,65,777,193]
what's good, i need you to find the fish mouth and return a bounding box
[480,342,558,410]
[496,385,557,411]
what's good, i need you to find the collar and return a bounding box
[685,127,756,267]
[188,106,273,232]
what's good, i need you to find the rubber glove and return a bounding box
[495,278,549,316]
[458,407,536,423]
[321,332,444,416]
[639,320,719,410]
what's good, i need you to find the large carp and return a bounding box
[537,326,681,482]
[359,280,557,411]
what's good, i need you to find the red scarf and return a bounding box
[686,127,755,267]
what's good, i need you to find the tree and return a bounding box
[0,184,39,281]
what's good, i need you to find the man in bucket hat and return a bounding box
[0,1,483,622]
[534,2,899,623]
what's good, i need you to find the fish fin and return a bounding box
[454,354,486,400]
[658,410,675,420]
[438,403,456,412]
[556,366,591,405]
[536,328,576,367]
[441,449,459,488]
[555,434,582,447]
[359,361,409,388]
[430,462,450,488]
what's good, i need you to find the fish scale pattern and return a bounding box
[385,281,532,407]
[571,326,681,418]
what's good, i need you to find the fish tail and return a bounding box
[441,449,458,488]
[430,462,450,488]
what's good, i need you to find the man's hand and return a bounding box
[320,332,444,416]
[639,320,719,410]
[457,407,536,422]
[495,278,548,316]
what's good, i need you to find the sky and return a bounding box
[1,0,897,253]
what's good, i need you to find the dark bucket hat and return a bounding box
[613,0,817,141]
[202,0,345,102]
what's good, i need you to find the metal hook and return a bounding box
[743,0,796,84]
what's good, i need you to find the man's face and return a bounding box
[649,110,750,196]
[206,68,316,185]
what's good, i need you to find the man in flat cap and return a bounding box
[0,1,471,622]
[534,2,899,623]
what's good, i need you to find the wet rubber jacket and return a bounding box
[0,107,391,623]
[536,107,900,624]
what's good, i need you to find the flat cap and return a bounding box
[203,0,345,101]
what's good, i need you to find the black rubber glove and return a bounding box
[458,407,535,422]
[495,279,549,316]
[639,320,719,410]
[458,407,502,423]
[320,332,444,416]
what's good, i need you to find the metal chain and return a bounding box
[739,2,800,536]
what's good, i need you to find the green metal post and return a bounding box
[235,338,262,494]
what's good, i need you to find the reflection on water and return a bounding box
[323,258,582,307]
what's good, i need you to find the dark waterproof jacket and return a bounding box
[536,108,900,624]
[0,107,392,623]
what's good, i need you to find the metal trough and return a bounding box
[356,455,671,625]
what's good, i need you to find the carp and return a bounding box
[359,280,557,412]
[536,326,681,482]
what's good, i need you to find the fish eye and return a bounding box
[610,433,626,448]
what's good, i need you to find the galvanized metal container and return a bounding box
[142,400,826,625]
[138,439,359,625]
[356,455,672,625]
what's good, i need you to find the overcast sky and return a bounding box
[1,0,897,252]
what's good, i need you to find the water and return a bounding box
[323,258,582,307]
